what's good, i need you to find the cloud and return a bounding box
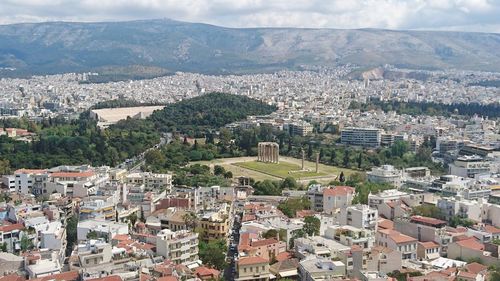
[0,0,499,33]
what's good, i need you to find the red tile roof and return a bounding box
[51,171,95,178]
[195,266,220,278]
[0,223,24,232]
[418,241,440,249]
[456,238,484,251]
[87,276,122,281]
[484,224,500,234]
[378,218,394,230]
[0,275,26,281]
[157,277,178,281]
[238,256,269,266]
[410,215,447,227]
[379,229,417,244]
[465,262,487,274]
[275,251,292,262]
[251,238,279,247]
[31,271,79,281]
[323,186,355,196]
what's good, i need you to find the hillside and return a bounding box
[0,19,499,76]
[150,92,276,132]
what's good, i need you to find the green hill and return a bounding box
[150,92,276,132]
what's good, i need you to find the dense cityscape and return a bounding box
[1,2,500,281]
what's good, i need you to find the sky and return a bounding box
[1,0,500,33]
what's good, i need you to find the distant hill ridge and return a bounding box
[0,18,499,76]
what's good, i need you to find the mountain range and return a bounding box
[0,19,499,77]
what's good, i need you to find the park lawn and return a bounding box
[233,160,326,179]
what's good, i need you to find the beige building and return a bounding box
[200,211,229,242]
[236,256,270,281]
[376,229,417,260]
[126,172,172,191]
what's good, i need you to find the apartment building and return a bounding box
[236,256,270,281]
[322,186,355,215]
[76,239,113,268]
[79,199,116,221]
[341,127,381,147]
[298,258,345,281]
[449,155,491,178]
[156,229,199,265]
[367,165,403,187]
[376,229,417,260]
[324,225,375,248]
[199,211,229,242]
[339,204,378,230]
[125,172,172,191]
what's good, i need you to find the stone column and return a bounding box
[315,152,320,173]
[301,148,305,170]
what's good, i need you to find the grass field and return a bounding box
[191,156,360,183]
[234,160,325,179]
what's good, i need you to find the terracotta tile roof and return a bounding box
[484,224,500,234]
[456,238,484,251]
[195,266,220,278]
[323,186,355,196]
[0,275,25,281]
[378,218,394,230]
[242,214,256,222]
[379,229,417,244]
[51,171,95,178]
[251,238,279,247]
[275,251,292,262]
[0,223,24,232]
[87,276,122,281]
[157,277,178,281]
[238,256,269,266]
[457,271,477,279]
[465,262,487,274]
[418,241,440,249]
[14,169,47,174]
[378,219,394,229]
[31,271,79,281]
[410,215,447,227]
[296,209,316,218]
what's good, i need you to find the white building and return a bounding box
[126,172,172,191]
[77,220,128,242]
[449,155,491,178]
[156,229,199,265]
[367,165,403,187]
[339,204,378,230]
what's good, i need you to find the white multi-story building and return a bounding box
[341,127,381,147]
[156,229,199,265]
[437,196,482,221]
[367,165,403,187]
[77,220,128,242]
[449,155,491,178]
[126,172,172,191]
[339,204,378,230]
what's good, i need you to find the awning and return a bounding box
[279,269,298,278]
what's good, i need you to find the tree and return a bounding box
[87,231,98,240]
[319,148,324,160]
[20,234,34,251]
[183,212,199,230]
[357,152,363,169]
[128,212,138,227]
[391,141,409,158]
[330,150,337,165]
[214,165,226,176]
[144,149,166,167]
[0,242,6,252]
[281,177,298,190]
[199,239,227,270]
[278,197,310,218]
[303,216,320,236]
[307,144,313,159]
[66,215,78,256]
[262,229,279,239]
[224,171,233,179]
[0,159,10,175]
[412,205,444,220]
[343,149,350,167]
[339,171,345,183]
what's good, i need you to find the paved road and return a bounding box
[224,211,241,281]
